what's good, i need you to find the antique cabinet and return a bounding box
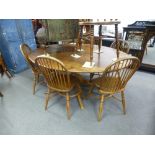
[40,19,79,43]
[123,21,155,72]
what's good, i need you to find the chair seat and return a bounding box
[59,78,81,98]
[46,72,83,93]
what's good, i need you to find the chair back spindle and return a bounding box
[99,57,140,93]
[110,39,130,54]
[35,56,72,92]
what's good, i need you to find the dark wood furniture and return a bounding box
[0,54,13,97]
[123,21,155,72]
[0,54,13,79]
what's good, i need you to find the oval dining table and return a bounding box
[29,44,133,73]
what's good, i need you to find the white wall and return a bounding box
[94,18,155,36]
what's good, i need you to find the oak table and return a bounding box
[29,44,133,74]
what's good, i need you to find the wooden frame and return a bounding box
[35,55,84,119]
[88,57,140,121]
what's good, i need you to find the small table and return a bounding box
[77,20,121,65]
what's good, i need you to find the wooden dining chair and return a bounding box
[35,55,84,120]
[110,39,130,54]
[88,57,140,121]
[20,44,41,94]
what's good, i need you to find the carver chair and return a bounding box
[20,44,41,94]
[35,55,84,120]
[110,39,130,54]
[88,57,140,121]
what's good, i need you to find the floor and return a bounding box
[142,46,155,65]
[0,69,155,135]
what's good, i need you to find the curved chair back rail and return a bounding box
[20,44,39,73]
[98,57,140,93]
[35,56,72,92]
[20,43,41,94]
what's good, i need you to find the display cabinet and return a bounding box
[123,20,155,72]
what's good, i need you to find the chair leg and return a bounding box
[76,84,84,109]
[36,74,40,83]
[66,92,71,120]
[90,73,94,81]
[33,74,38,95]
[98,94,104,121]
[121,91,126,114]
[77,95,84,109]
[0,91,3,97]
[86,84,95,98]
[45,88,50,110]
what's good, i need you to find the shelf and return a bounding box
[79,21,121,26]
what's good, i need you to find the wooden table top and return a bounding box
[29,44,132,73]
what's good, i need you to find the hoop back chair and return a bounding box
[110,39,130,54]
[20,44,41,94]
[35,55,84,119]
[88,57,140,121]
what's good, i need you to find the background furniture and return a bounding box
[0,19,36,73]
[123,20,155,72]
[77,20,121,65]
[0,53,13,78]
[110,39,130,54]
[40,19,79,44]
[0,52,13,97]
[0,91,3,97]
